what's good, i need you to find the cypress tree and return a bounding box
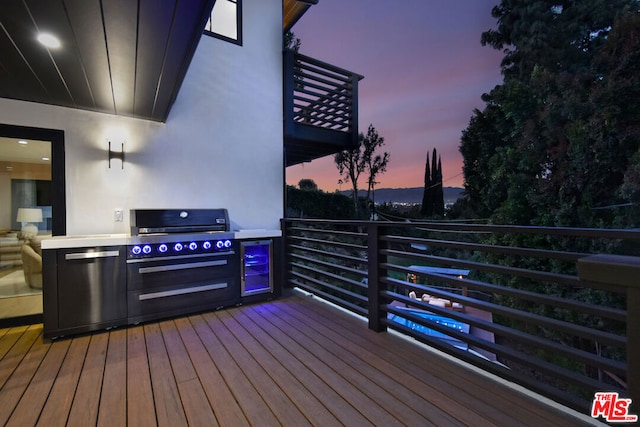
[434,156,445,216]
[421,152,432,216]
[421,148,445,217]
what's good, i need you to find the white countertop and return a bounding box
[233,229,282,240]
[41,234,129,249]
[41,229,282,250]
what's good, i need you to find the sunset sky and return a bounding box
[285,0,504,192]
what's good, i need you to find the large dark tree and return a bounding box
[460,0,640,227]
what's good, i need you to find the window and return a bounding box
[204,0,242,46]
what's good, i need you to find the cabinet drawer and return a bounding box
[127,255,236,291]
[127,278,238,323]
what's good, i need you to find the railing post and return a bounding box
[368,222,386,332]
[578,254,640,414]
[280,219,289,289]
[350,72,360,149]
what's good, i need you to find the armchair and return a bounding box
[21,238,43,289]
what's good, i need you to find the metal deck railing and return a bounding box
[282,218,640,414]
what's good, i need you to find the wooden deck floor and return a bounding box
[0,290,601,426]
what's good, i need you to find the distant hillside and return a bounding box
[340,187,463,205]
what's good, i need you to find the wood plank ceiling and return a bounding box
[0,0,313,123]
[283,0,317,33]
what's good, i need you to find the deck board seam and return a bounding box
[193,313,281,426]
[230,310,352,425]
[247,303,397,426]
[240,304,376,426]
[210,309,315,426]
[37,335,91,426]
[274,297,504,425]
[0,325,41,390]
[69,332,109,426]
[230,310,338,425]
[0,329,52,425]
[260,300,472,426]
[10,336,71,426]
[145,322,190,426]
[179,315,251,426]
[0,296,604,427]
[286,293,600,426]
[285,295,561,425]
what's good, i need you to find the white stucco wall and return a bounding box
[0,0,283,235]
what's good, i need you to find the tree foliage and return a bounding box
[284,31,301,51]
[460,0,640,227]
[364,126,390,205]
[286,185,357,219]
[335,124,390,215]
[298,178,318,192]
[335,144,364,213]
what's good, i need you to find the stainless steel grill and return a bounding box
[130,208,229,234]
[126,208,239,324]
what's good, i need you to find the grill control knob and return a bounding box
[215,240,224,249]
[142,245,152,254]
[158,244,168,253]
[224,239,232,248]
[174,243,183,252]
[189,242,198,251]
[131,246,142,255]
[203,241,212,250]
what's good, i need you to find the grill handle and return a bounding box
[138,259,227,274]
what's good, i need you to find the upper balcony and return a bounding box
[284,50,364,167]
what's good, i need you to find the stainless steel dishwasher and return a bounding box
[56,246,127,333]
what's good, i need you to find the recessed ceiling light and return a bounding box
[18,140,28,145]
[37,33,61,49]
[42,157,50,161]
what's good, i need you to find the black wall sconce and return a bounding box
[108,141,125,169]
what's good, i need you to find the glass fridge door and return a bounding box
[241,240,273,296]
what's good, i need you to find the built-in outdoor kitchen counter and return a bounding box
[41,217,281,339]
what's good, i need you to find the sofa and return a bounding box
[0,233,23,269]
[21,237,43,289]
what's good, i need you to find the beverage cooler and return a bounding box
[240,240,273,298]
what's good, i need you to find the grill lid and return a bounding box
[130,209,230,235]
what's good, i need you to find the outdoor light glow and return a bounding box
[37,33,61,49]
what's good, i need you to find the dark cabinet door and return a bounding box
[57,246,127,329]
